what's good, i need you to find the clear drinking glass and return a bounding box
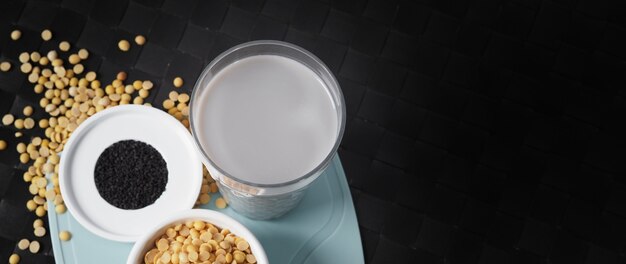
[189,40,346,220]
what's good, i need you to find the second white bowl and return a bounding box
[126,209,268,264]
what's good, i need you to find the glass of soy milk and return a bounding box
[189,40,346,220]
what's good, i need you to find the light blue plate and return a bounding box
[47,156,364,263]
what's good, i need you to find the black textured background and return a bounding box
[2,0,626,263]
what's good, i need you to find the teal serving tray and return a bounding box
[47,156,364,263]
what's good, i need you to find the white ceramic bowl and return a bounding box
[59,105,202,242]
[126,209,268,264]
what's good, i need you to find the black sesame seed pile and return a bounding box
[94,140,168,210]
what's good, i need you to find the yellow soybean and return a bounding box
[0,61,11,72]
[59,230,71,241]
[173,77,183,88]
[9,253,20,264]
[41,29,52,41]
[59,41,71,52]
[11,30,21,40]
[118,40,130,51]
[78,49,89,59]
[34,226,46,237]
[28,241,40,253]
[135,35,146,45]
[215,197,227,209]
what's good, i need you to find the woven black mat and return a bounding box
[2,0,626,263]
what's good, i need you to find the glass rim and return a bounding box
[189,40,347,189]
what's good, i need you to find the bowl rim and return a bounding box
[126,209,268,264]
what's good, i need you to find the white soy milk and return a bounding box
[195,55,338,185]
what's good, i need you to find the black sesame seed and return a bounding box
[94,140,168,210]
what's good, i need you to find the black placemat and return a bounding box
[1,0,626,263]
